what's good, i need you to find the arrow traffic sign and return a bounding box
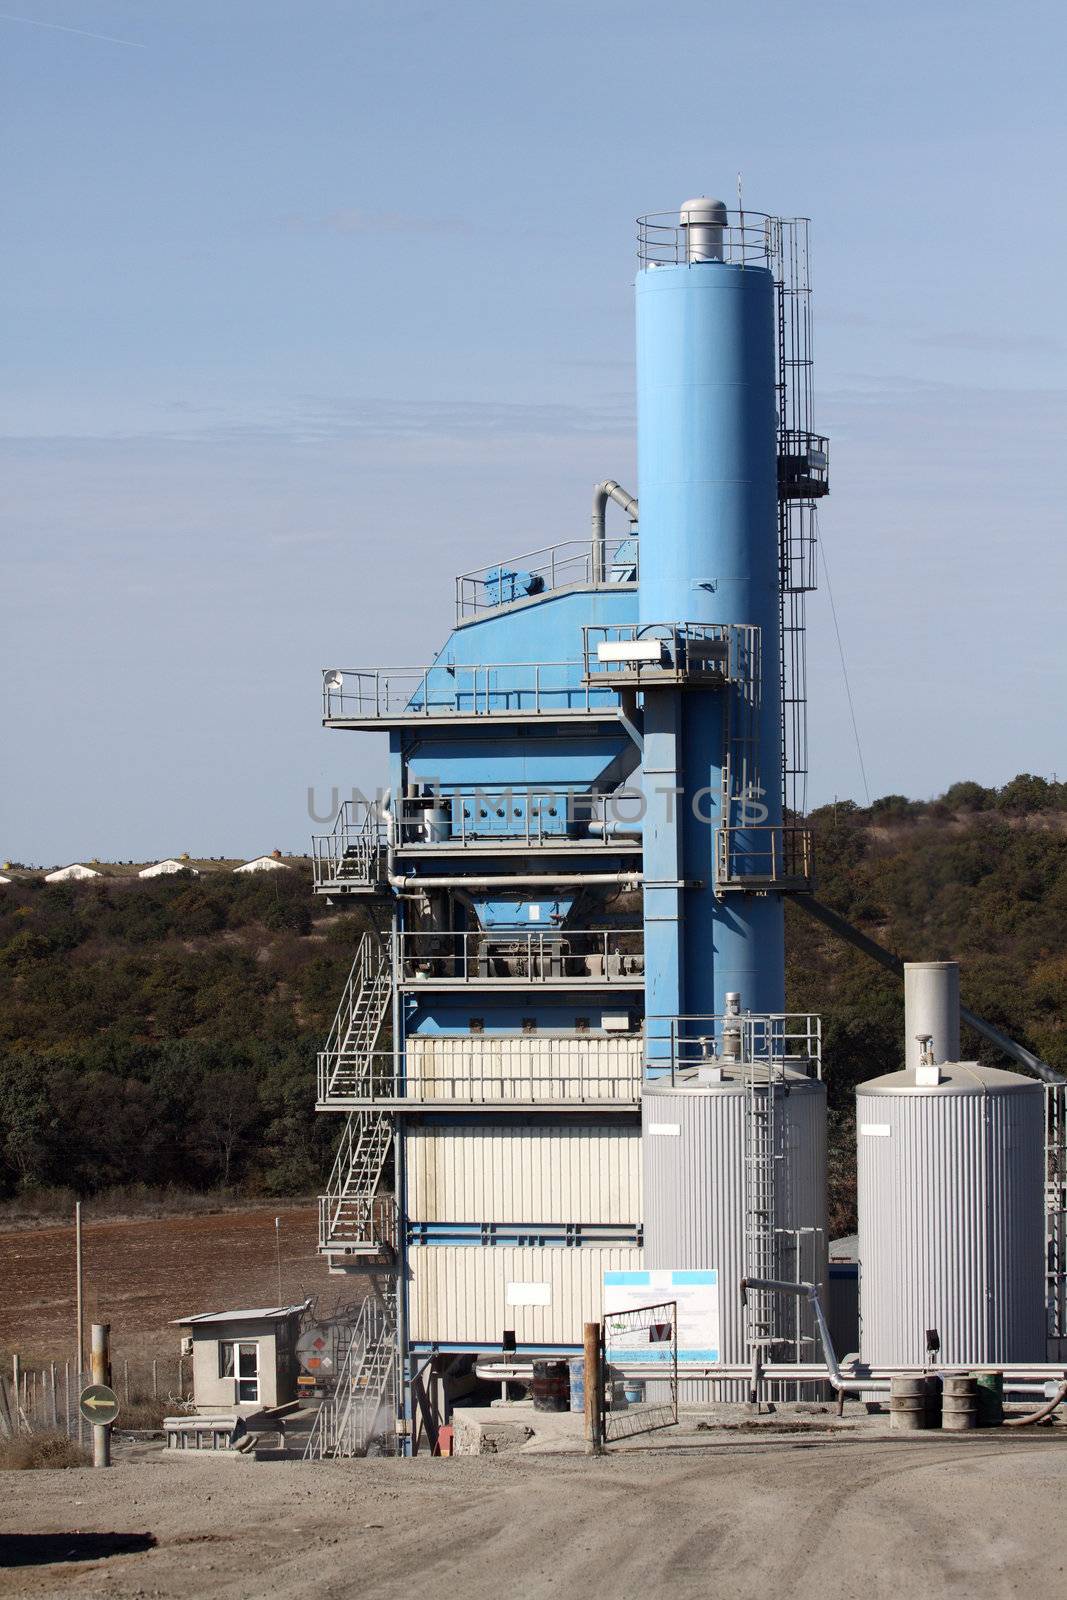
[79,1384,120,1426]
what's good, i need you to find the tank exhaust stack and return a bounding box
[904,961,961,1074]
[679,196,727,262]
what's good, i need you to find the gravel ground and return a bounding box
[1,1431,1066,1599]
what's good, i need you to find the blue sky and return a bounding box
[1,0,1064,863]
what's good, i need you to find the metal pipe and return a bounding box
[591,481,638,582]
[388,872,641,890]
[740,1275,891,1394]
[795,895,1066,1084]
[1003,1381,1067,1426]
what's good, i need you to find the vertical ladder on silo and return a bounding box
[743,1048,781,1350]
[1046,1083,1067,1344]
[772,219,819,823]
[719,627,763,878]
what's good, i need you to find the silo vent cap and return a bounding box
[679,197,728,226]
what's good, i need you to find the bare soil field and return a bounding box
[0,1207,344,1366]
[2,1433,1067,1599]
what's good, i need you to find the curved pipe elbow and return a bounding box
[591,481,638,582]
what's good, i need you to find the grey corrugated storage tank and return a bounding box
[642,1067,827,1393]
[857,1063,1045,1367]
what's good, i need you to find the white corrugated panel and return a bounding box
[408,1245,643,1345]
[857,1066,1045,1366]
[406,1034,641,1104]
[406,1123,641,1224]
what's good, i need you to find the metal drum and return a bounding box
[942,1374,978,1431]
[976,1370,1004,1427]
[531,1361,568,1412]
[568,1358,585,1414]
[890,1375,939,1431]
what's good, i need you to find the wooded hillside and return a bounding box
[3,773,1065,1232]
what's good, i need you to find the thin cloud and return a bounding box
[0,10,144,47]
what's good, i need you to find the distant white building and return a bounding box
[139,859,199,879]
[0,874,10,884]
[233,856,290,874]
[44,863,101,882]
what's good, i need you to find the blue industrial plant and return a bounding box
[306,195,836,1452]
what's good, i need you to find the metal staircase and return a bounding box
[319,1114,396,1259]
[318,932,392,1103]
[303,1291,398,1458]
[317,931,396,1260]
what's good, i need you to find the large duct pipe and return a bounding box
[904,961,960,1073]
[591,480,638,582]
[389,872,642,891]
[795,894,1066,1085]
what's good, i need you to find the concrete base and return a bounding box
[450,1399,876,1456]
[452,1402,586,1455]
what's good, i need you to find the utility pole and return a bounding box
[583,1322,604,1456]
[275,1216,282,1305]
[90,1323,112,1468]
[75,1201,84,1446]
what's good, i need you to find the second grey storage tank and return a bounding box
[857,1062,1045,1368]
[643,1066,827,1392]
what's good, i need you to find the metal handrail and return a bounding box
[317,1044,642,1106]
[715,825,814,886]
[637,207,787,268]
[393,786,638,849]
[645,1012,822,1085]
[312,800,388,890]
[455,534,638,620]
[322,661,617,720]
[582,621,761,693]
[396,926,643,985]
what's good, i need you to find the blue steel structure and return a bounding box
[310,197,828,1453]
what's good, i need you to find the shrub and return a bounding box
[0,1431,90,1470]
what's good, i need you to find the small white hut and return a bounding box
[44,863,101,882]
[139,859,199,878]
[233,855,290,874]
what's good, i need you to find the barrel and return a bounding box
[568,1358,585,1414]
[975,1370,1004,1428]
[942,1374,978,1431]
[890,1375,938,1430]
[531,1361,568,1412]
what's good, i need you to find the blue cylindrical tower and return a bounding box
[637,200,784,1023]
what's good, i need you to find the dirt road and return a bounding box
[2,1433,1066,1599]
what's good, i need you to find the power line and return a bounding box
[819,532,872,806]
